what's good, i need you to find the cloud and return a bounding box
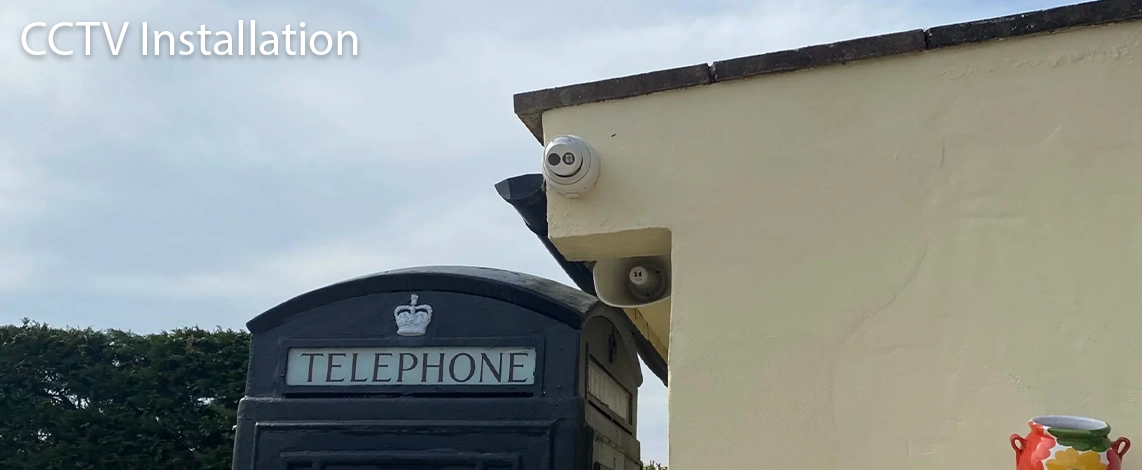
[0,252,47,292]
[82,194,547,302]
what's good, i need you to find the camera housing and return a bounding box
[542,135,600,198]
[592,255,671,308]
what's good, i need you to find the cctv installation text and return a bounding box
[20,21,358,57]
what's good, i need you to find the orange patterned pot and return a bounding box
[1011,416,1130,470]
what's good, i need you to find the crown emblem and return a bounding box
[393,294,432,336]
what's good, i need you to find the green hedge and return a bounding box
[0,320,668,469]
[0,320,248,469]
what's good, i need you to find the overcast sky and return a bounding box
[1,0,1078,465]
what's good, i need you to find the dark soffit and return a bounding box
[495,174,670,387]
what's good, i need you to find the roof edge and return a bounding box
[513,0,1142,143]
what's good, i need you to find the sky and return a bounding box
[1,0,1081,465]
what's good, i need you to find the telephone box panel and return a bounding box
[232,266,646,470]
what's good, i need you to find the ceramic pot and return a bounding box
[1011,415,1130,470]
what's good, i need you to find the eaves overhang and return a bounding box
[495,173,669,387]
[513,0,1142,142]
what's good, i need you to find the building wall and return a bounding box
[540,21,1142,470]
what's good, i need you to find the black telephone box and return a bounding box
[231,266,647,470]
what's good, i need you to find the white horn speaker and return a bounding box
[592,255,671,308]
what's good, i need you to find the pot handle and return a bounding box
[1011,434,1026,459]
[1112,437,1130,457]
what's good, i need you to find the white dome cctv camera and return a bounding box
[542,135,600,198]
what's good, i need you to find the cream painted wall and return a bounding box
[540,21,1142,470]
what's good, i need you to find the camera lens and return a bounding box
[547,153,561,166]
